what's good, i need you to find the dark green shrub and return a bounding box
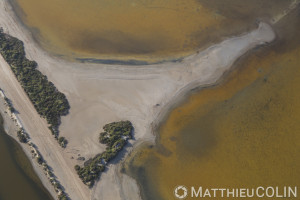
[58,136,68,148]
[76,121,133,187]
[17,130,27,143]
[0,31,70,146]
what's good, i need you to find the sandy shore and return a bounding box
[0,0,280,199]
[0,89,57,199]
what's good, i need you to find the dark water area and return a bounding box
[125,5,300,200]
[0,115,53,200]
[10,0,292,62]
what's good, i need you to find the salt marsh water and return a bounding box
[10,0,291,62]
[0,115,53,200]
[3,1,299,200]
[125,5,300,200]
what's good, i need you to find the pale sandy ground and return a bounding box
[0,0,292,199]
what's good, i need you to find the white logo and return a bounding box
[174,185,188,199]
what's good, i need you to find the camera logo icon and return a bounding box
[174,185,188,199]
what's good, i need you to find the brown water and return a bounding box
[0,115,53,200]
[10,0,291,62]
[125,5,300,200]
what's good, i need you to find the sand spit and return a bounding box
[0,0,277,200]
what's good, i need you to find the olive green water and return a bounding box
[125,5,300,200]
[0,115,53,200]
[10,0,291,62]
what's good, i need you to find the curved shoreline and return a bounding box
[119,24,277,200]
[0,1,286,200]
[6,0,198,65]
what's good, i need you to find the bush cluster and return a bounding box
[58,136,68,148]
[75,121,133,187]
[0,29,70,146]
[17,129,27,143]
[28,141,69,199]
[58,193,68,200]
[3,96,15,113]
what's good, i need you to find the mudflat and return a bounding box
[1,0,297,200]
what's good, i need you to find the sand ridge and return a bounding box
[0,0,278,199]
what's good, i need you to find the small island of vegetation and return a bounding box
[75,121,133,187]
[0,28,70,147]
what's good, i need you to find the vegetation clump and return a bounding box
[75,121,133,187]
[17,129,28,143]
[3,96,14,113]
[28,141,69,199]
[58,193,68,200]
[99,121,133,147]
[58,136,68,148]
[0,29,70,146]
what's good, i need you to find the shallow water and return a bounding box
[10,0,291,62]
[0,115,53,200]
[125,5,300,200]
